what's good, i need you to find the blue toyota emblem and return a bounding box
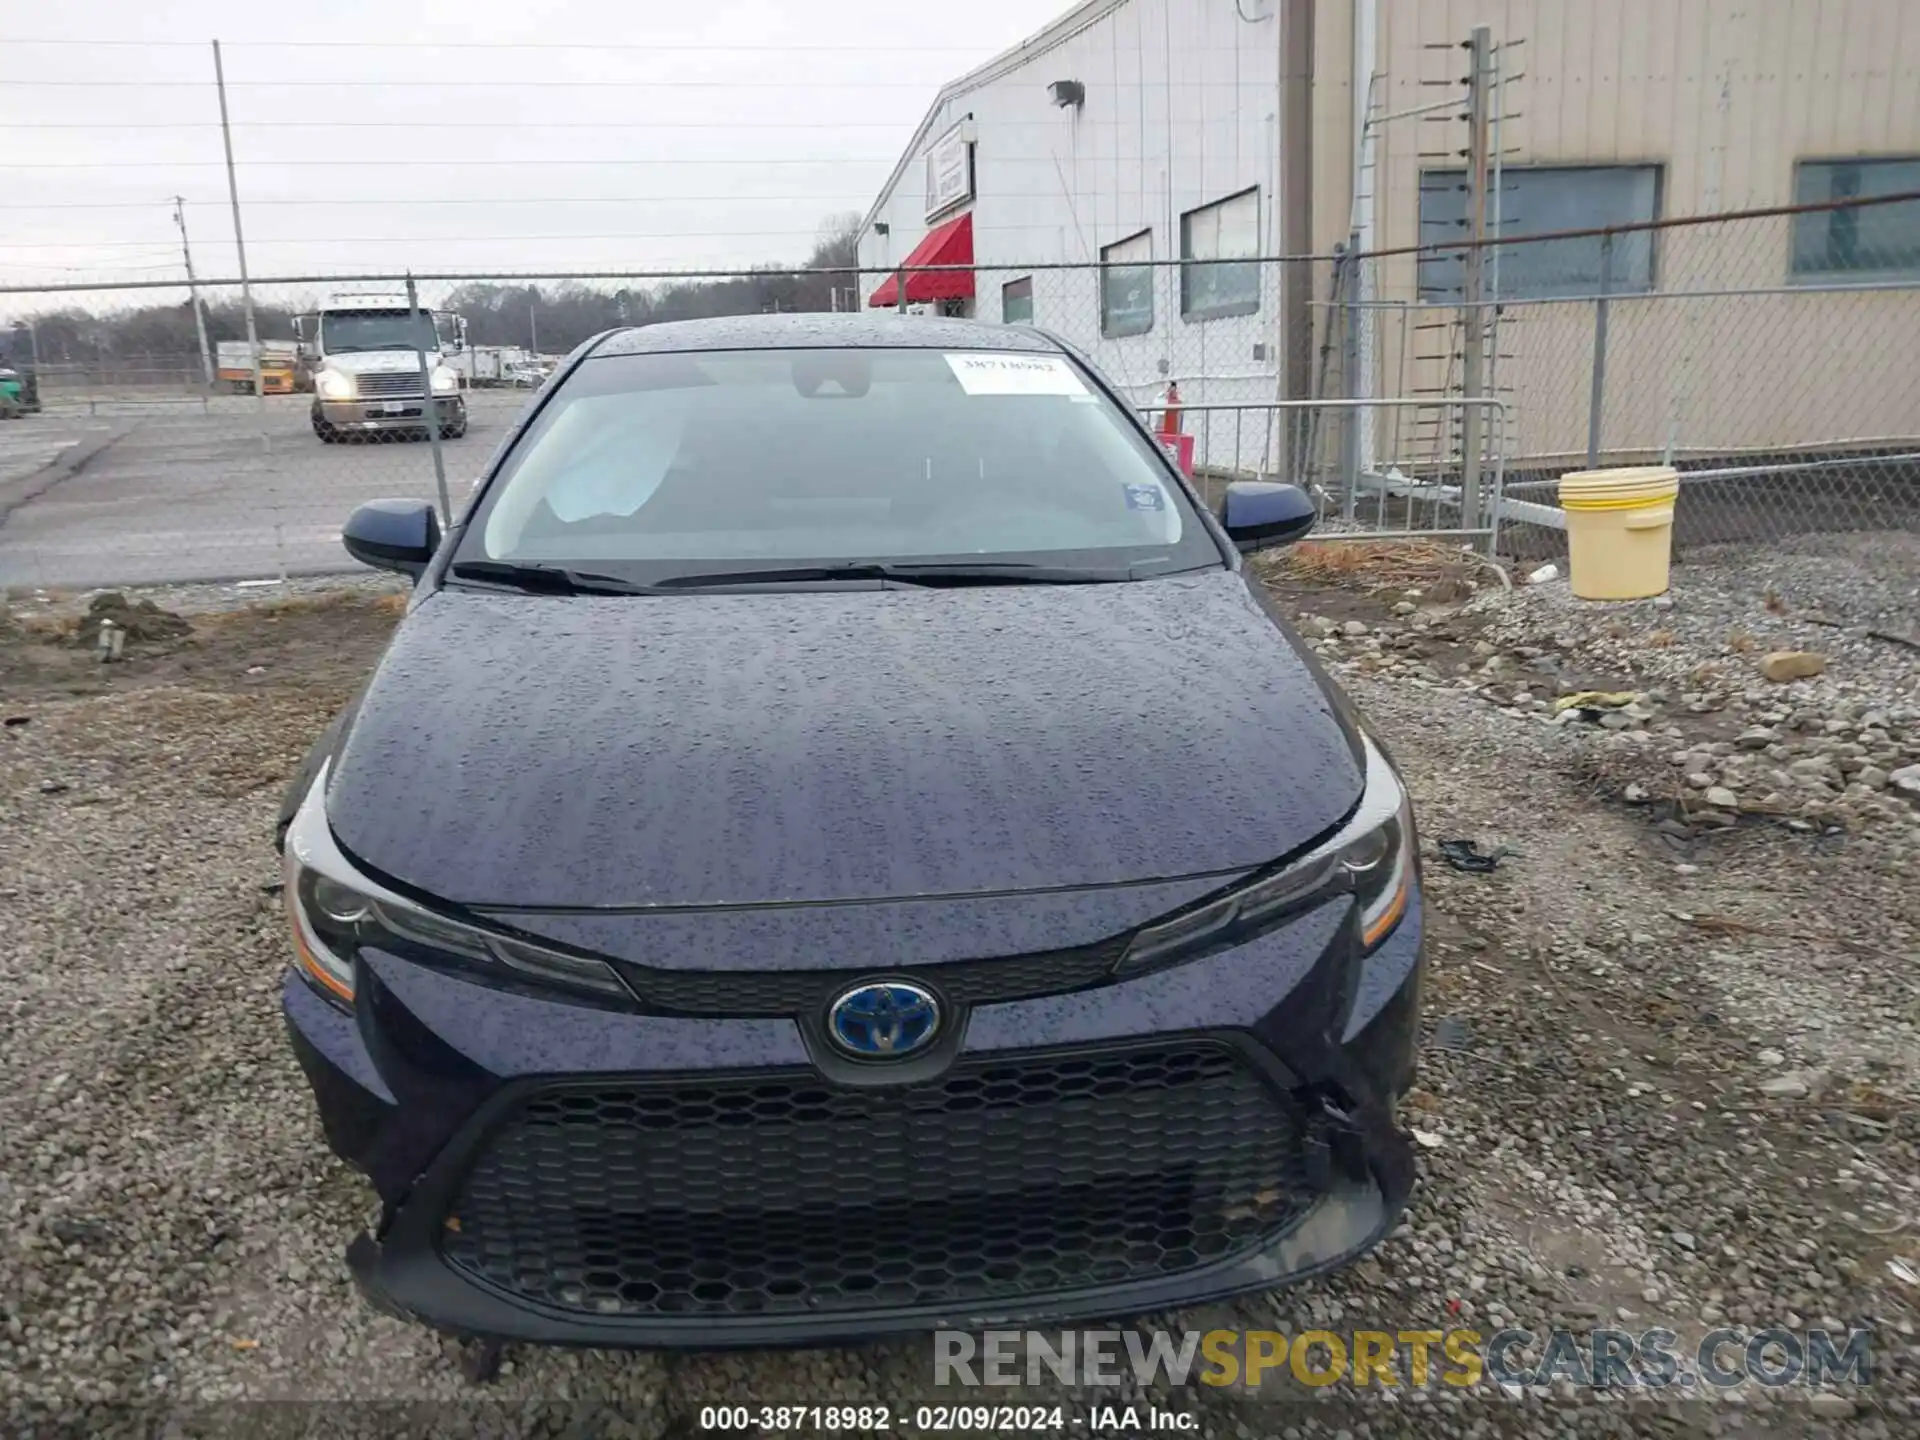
[827,981,941,1058]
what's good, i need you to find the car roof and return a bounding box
[589,312,1063,357]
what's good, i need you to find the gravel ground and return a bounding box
[2,538,1917,1438]
[4,568,407,622]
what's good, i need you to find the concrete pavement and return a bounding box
[0,393,527,591]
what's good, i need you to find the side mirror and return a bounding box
[291,316,307,343]
[1220,481,1317,552]
[342,498,441,577]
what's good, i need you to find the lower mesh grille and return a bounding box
[439,1042,1316,1318]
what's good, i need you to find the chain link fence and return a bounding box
[2,199,1915,590]
[1323,193,1920,558]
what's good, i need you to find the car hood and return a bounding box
[326,569,1362,910]
[323,350,443,375]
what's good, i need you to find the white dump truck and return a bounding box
[295,291,468,443]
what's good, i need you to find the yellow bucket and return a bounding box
[1558,465,1680,600]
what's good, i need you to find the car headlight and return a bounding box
[1118,732,1413,971]
[282,761,630,1009]
[430,366,458,394]
[316,369,355,401]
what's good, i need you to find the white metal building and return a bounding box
[857,0,1293,434]
[860,0,1920,478]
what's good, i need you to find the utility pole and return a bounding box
[407,275,453,526]
[211,40,264,407]
[529,303,538,354]
[1458,24,1492,545]
[173,196,216,391]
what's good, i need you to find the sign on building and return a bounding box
[924,121,975,220]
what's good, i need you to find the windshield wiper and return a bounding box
[653,561,1135,589]
[449,560,656,595]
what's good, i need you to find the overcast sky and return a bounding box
[0,0,1063,298]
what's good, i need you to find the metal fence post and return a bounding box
[1339,239,1362,521]
[407,275,453,526]
[1458,24,1493,545]
[895,266,907,314]
[1585,231,1614,470]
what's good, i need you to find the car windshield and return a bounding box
[461,346,1223,582]
[321,310,441,355]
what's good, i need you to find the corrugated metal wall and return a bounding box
[1319,0,1920,464]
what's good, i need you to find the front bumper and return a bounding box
[285,887,1424,1349]
[316,394,464,432]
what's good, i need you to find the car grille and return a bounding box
[354,371,424,398]
[609,935,1128,1016]
[439,1041,1316,1319]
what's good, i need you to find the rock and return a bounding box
[1735,726,1777,749]
[1756,1049,1785,1065]
[1759,1074,1811,1099]
[1889,764,1920,797]
[1761,650,1826,683]
[1806,1394,1856,1420]
[39,779,70,795]
[74,593,192,648]
[1686,771,1716,789]
[1704,787,1740,809]
[1299,616,1337,640]
[1341,620,1369,637]
[1391,601,1417,617]
[1623,783,1650,803]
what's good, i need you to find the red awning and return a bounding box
[868,212,975,307]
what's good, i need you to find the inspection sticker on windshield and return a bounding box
[1123,483,1167,512]
[945,353,1089,396]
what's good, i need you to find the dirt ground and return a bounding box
[1,591,402,709]
[2,569,1916,1438]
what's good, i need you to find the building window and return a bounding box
[1002,276,1034,324]
[1181,188,1261,320]
[1100,231,1154,337]
[1417,165,1661,301]
[1792,158,1920,278]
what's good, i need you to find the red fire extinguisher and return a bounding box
[1157,381,1182,436]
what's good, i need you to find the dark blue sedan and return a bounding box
[278,314,1423,1349]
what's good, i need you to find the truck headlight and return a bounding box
[1118,733,1414,971]
[316,369,355,401]
[283,762,630,1009]
[431,366,458,394]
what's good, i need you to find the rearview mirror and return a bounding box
[1220,481,1317,552]
[342,498,442,577]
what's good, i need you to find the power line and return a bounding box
[1,195,882,210]
[0,76,1274,88]
[0,230,847,249]
[0,77,959,88]
[7,38,1268,52]
[0,159,902,170]
[0,217,1123,249]
[0,119,1082,130]
[2,156,1233,171]
[3,38,1014,51]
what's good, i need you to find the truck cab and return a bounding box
[296,292,468,443]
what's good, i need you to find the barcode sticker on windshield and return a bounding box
[945,353,1089,396]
